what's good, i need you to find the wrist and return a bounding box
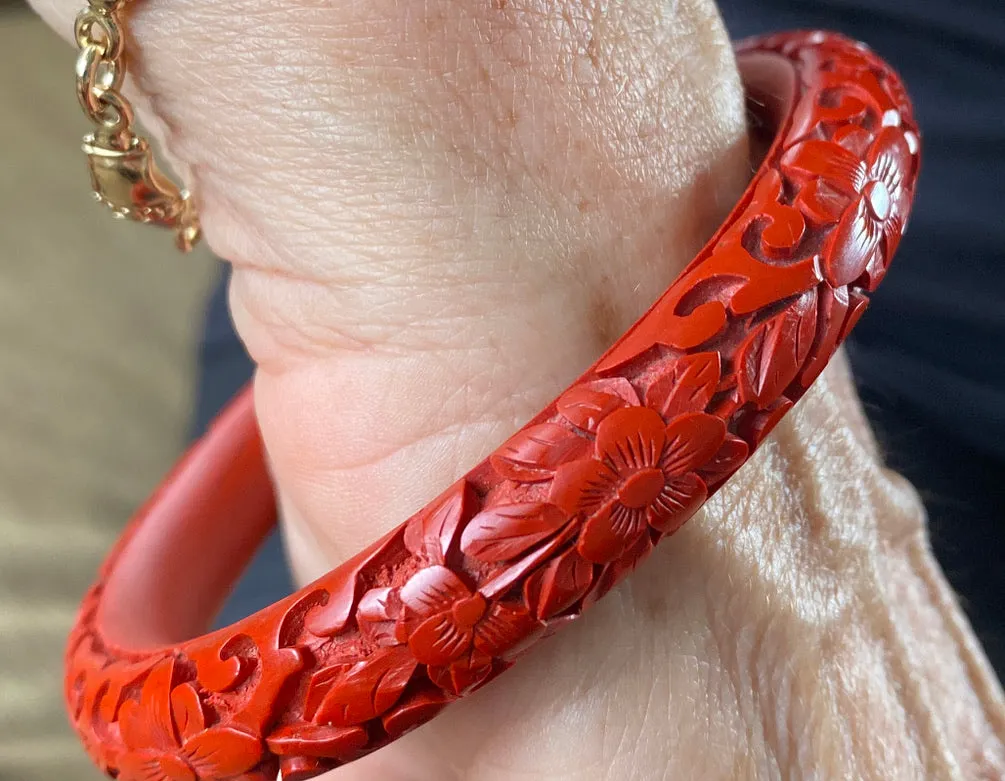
[702,355,1005,778]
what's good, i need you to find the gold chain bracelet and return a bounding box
[75,0,200,252]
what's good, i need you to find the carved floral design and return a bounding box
[783,126,912,287]
[116,662,263,781]
[550,408,725,563]
[64,32,920,781]
[397,566,539,694]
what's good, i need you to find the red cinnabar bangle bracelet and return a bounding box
[66,31,920,781]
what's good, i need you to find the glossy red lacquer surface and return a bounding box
[65,31,920,781]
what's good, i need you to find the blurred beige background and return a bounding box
[0,5,219,779]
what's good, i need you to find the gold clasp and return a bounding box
[76,0,201,253]
[83,134,201,253]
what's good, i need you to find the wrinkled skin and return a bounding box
[33,0,1005,778]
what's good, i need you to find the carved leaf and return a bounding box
[266,723,368,759]
[699,434,750,486]
[304,663,352,722]
[524,548,595,619]
[644,352,721,420]
[312,647,418,728]
[460,503,568,563]
[490,423,587,483]
[737,290,818,407]
[403,480,473,564]
[584,531,655,608]
[738,398,795,447]
[839,291,870,343]
[382,689,452,739]
[799,285,849,388]
[303,526,406,638]
[557,377,640,433]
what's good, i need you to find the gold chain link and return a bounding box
[75,0,201,252]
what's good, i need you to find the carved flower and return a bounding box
[783,126,912,288]
[550,407,725,564]
[396,566,538,694]
[116,661,262,781]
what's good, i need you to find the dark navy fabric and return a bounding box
[716,0,1005,675]
[718,0,1005,461]
[191,265,294,628]
[193,2,1005,671]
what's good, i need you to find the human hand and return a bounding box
[33,0,1005,777]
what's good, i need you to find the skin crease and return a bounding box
[33,0,1005,778]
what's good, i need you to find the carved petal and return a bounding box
[183,727,263,778]
[661,413,726,477]
[825,197,881,287]
[577,502,646,564]
[781,138,865,196]
[794,179,846,225]
[408,612,475,666]
[169,684,205,744]
[399,566,471,616]
[868,127,912,191]
[117,750,194,781]
[473,602,537,657]
[595,407,667,471]
[647,474,707,533]
[118,660,177,753]
[549,458,618,517]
